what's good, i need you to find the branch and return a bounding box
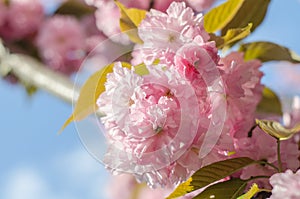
[0,40,79,104]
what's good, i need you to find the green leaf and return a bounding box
[25,85,38,96]
[237,183,260,199]
[166,178,195,199]
[210,23,252,49]
[166,157,256,199]
[239,41,300,63]
[221,0,271,35]
[256,87,282,115]
[204,0,245,33]
[55,0,96,17]
[256,119,300,140]
[134,63,150,75]
[133,59,159,75]
[222,23,252,47]
[194,178,247,199]
[115,1,147,44]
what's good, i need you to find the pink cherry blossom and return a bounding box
[0,0,44,41]
[88,0,151,44]
[131,182,204,199]
[198,127,235,167]
[152,0,180,12]
[174,40,219,80]
[172,40,224,135]
[105,174,140,199]
[36,15,85,75]
[152,0,216,13]
[141,2,210,42]
[97,62,144,129]
[0,1,7,27]
[186,0,216,12]
[196,52,264,170]
[136,2,210,65]
[269,169,300,199]
[137,184,174,199]
[219,52,264,138]
[80,15,107,53]
[105,173,204,199]
[93,0,131,44]
[119,0,151,10]
[97,62,212,187]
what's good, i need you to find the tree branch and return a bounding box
[0,40,79,104]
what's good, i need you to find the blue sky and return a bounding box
[0,81,110,199]
[0,1,300,199]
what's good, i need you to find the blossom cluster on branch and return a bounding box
[0,0,104,76]
[81,1,300,198]
[1,0,300,198]
[93,3,300,198]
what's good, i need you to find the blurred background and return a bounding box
[0,0,300,199]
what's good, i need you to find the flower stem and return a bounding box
[257,160,279,172]
[260,189,272,193]
[277,139,283,172]
[246,175,270,182]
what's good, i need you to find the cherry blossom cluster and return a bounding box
[86,0,216,44]
[95,2,300,198]
[0,0,106,75]
[268,169,300,199]
[0,0,217,77]
[2,0,300,198]
[97,2,293,189]
[0,0,44,41]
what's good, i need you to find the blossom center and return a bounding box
[168,34,176,43]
